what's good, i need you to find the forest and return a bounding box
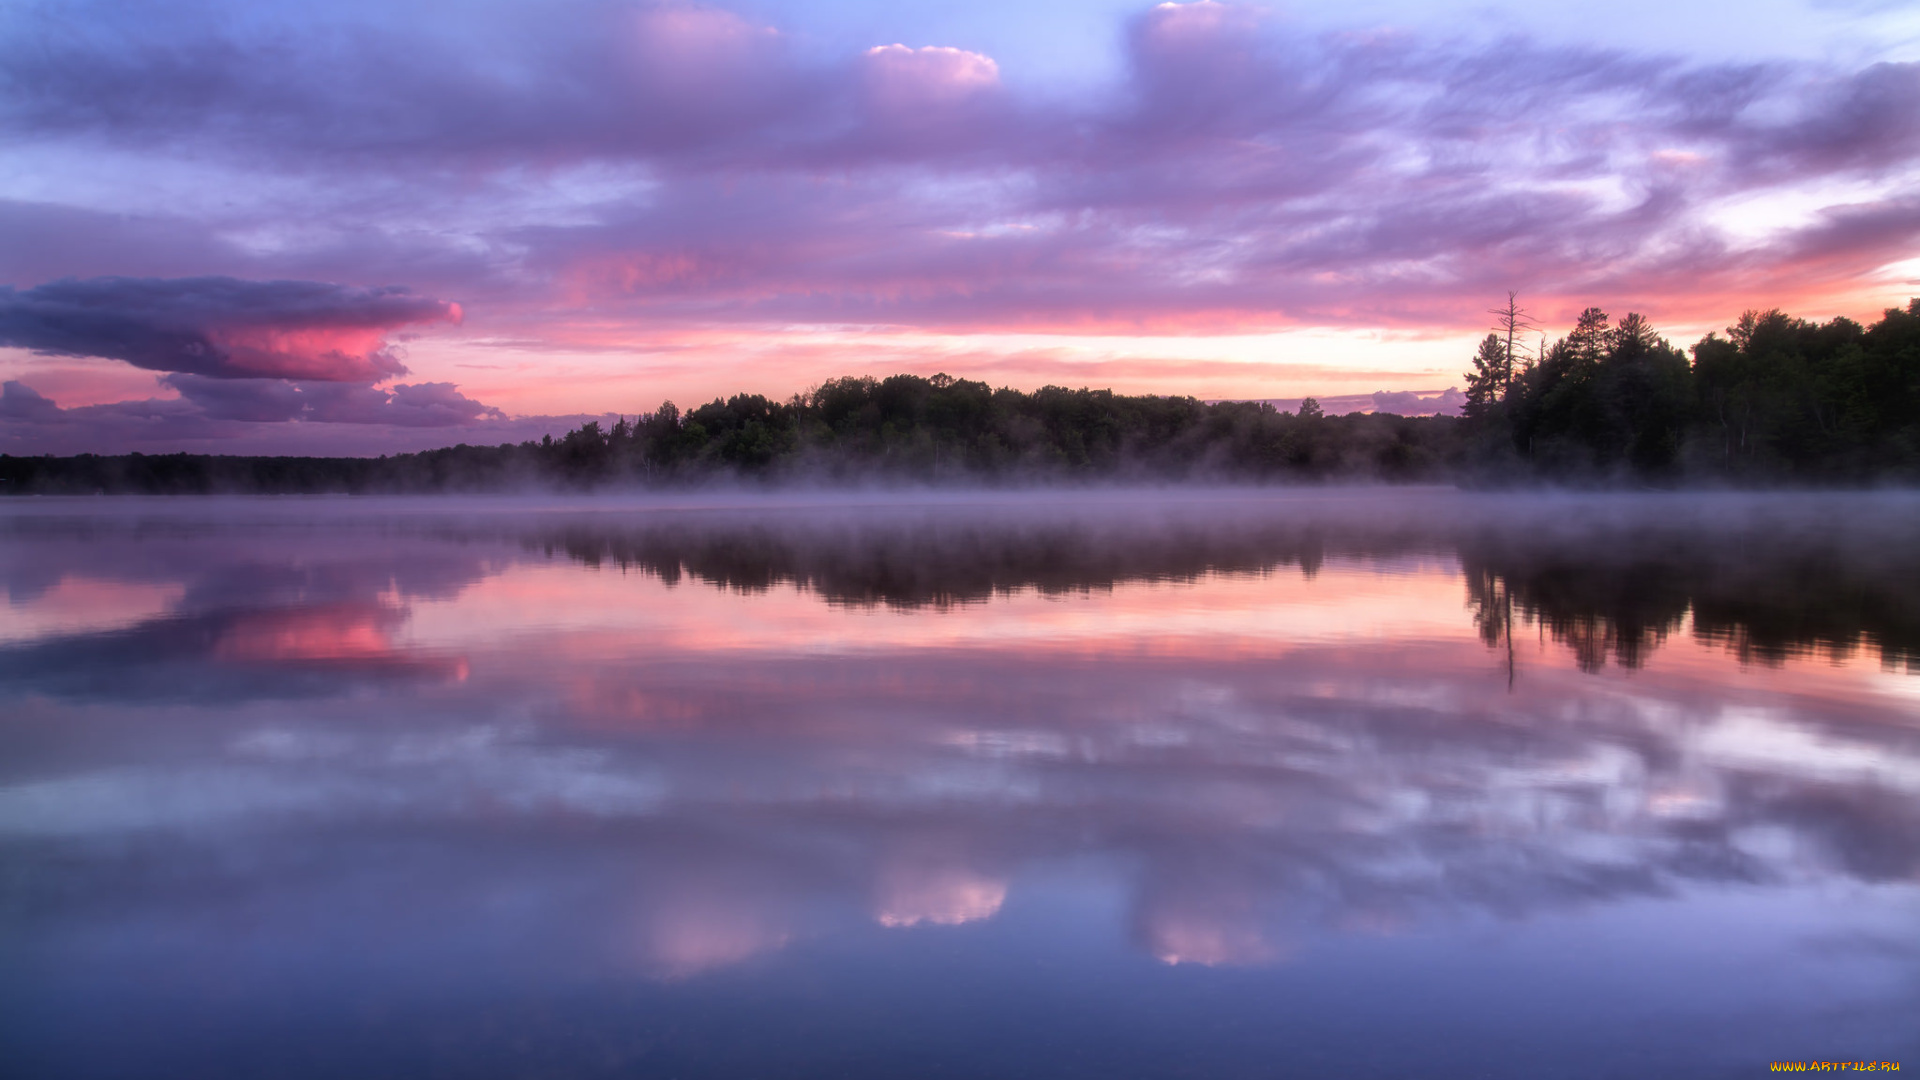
[2,299,1915,493]
[1463,297,1920,482]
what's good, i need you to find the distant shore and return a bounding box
[7,294,1919,494]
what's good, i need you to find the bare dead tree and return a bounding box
[1487,292,1538,391]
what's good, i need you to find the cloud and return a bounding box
[0,200,244,285]
[0,276,461,381]
[161,374,503,426]
[4,496,1920,1024]
[2,0,1919,451]
[1209,388,1465,416]
[378,381,509,426]
[1741,61,1920,178]
[1369,388,1465,416]
[1,379,62,421]
[462,4,1920,333]
[862,44,1002,118]
[1779,195,1920,268]
[0,275,508,448]
[0,377,574,455]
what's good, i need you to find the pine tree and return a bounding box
[1568,307,1611,364]
[1464,334,1509,420]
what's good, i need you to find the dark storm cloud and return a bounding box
[0,276,460,381]
[0,275,524,445]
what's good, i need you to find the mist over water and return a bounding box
[3,490,1917,1077]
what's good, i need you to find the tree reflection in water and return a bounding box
[2,491,1916,1077]
[517,491,1920,671]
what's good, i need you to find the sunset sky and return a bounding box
[2,0,1918,454]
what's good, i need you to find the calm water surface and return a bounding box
[2,490,1917,1078]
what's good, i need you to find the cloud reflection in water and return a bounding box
[1,492,1916,1074]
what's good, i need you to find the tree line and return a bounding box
[1463,297,1920,482]
[0,377,1457,492]
[3,298,1915,493]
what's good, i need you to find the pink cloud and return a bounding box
[0,277,461,381]
[863,43,1002,120]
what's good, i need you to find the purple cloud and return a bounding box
[8,6,1917,332]
[1370,388,1465,417]
[0,276,460,381]
[159,374,501,426]
[1741,61,1920,177]
[0,378,582,455]
[0,379,62,421]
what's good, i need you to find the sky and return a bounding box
[1,0,1918,454]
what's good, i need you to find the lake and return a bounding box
[2,490,1916,1078]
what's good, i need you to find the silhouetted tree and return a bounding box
[1464,333,1509,420]
[1489,291,1535,387]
